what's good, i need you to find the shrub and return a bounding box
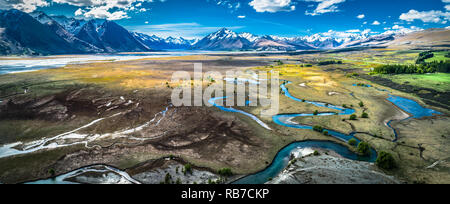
[323,131,329,136]
[361,112,369,118]
[48,168,56,176]
[183,164,192,175]
[276,60,284,66]
[313,110,319,115]
[348,138,358,146]
[313,125,324,133]
[313,151,320,156]
[376,151,396,170]
[359,101,364,107]
[318,60,341,66]
[357,142,371,156]
[176,178,182,184]
[349,114,357,120]
[218,168,233,177]
[164,173,172,184]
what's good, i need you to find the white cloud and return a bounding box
[372,20,380,25]
[399,9,450,24]
[0,0,49,13]
[345,29,360,33]
[248,0,296,13]
[74,5,130,20]
[210,0,242,11]
[304,0,346,16]
[445,5,450,11]
[238,15,246,19]
[0,0,162,20]
[357,14,365,19]
[382,25,423,35]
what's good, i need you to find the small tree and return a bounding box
[349,114,357,120]
[323,131,329,136]
[357,141,371,156]
[376,151,396,170]
[313,110,319,115]
[348,138,357,146]
[313,151,320,156]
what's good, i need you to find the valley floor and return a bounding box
[0,49,448,184]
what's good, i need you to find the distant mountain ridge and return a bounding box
[191,28,399,51]
[0,9,447,55]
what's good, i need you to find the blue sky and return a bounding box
[1,0,449,39]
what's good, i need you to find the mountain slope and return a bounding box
[385,28,450,49]
[75,20,106,50]
[97,21,150,52]
[0,9,83,55]
[30,11,103,53]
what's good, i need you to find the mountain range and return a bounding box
[0,9,447,55]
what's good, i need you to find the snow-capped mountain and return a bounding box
[191,28,391,51]
[193,28,253,50]
[193,28,373,51]
[339,33,397,48]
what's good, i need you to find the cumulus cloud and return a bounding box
[382,25,422,35]
[304,0,346,16]
[357,14,365,19]
[399,9,450,24]
[237,15,246,18]
[0,0,49,13]
[372,20,380,25]
[248,0,296,13]
[0,0,160,20]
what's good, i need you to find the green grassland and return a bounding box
[380,73,450,92]
[425,51,450,63]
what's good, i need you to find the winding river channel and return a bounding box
[209,79,442,184]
